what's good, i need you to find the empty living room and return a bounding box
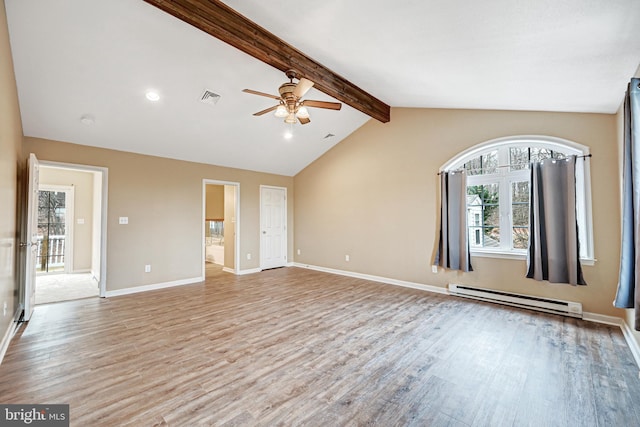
[1,1,640,426]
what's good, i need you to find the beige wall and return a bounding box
[23,137,294,292]
[39,167,94,272]
[0,0,22,336]
[294,107,624,317]
[205,185,224,220]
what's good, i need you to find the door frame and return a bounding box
[38,184,75,273]
[259,185,288,270]
[22,154,40,320]
[202,179,240,276]
[38,160,108,297]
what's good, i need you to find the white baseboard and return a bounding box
[236,268,262,276]
[0,309,22,366]
[72,269,91,274]
[90,270,100,282]
[105,276,204,297]
[292,263,448,296]
[222,267,235,274]
[621,319,640,369]
[583,312,624,326]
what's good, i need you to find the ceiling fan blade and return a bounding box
[301,100,342,110]
[253,105,279,116]
[293,78,314,98]
[242,89,281,100]
[298,116,311,125]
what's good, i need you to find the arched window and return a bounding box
[441,136,594,263]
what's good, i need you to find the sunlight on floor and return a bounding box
[35,273,99,305]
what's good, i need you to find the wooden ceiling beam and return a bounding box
[143,0,390,123]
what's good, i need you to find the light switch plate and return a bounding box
[119,217,128,225]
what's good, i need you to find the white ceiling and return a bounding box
[6,0,640,176]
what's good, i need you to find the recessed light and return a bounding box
[145,90,160,101]
[80,114,95,125]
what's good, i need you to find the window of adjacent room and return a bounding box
[442,136,594,263]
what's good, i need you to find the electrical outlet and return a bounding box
[145,265,151,273]
[247,253,252,260]
[297,249,301,255]
[432,265,438,274]
[119,216,128,225]
[345,255,350,262]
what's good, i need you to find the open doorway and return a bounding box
[35,164,106,304]
[203,180,239,278]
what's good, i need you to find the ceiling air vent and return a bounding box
[200,90,221,105]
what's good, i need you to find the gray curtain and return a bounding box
[526,156,586,285]
[435,171,472,272]
[615,78,640,331]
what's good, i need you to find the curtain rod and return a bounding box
[438,154,592,175]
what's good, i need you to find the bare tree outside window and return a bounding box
[512,181,529,248]
[37,191,66,272]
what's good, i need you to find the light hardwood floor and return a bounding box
[1,267,639,426]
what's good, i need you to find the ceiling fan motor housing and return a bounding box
[279,82,300,112]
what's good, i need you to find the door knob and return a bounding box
[262,231,266,234]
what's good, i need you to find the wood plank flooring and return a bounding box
[1,267,639,426]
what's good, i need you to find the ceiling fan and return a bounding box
[243,70,342,125]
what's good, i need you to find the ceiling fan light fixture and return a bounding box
[284,113,296,124]
[296,106,310,119]
[274,105,288,118]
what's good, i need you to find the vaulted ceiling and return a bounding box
[6,0,640,176]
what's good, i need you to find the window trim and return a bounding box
[440,135,595,263]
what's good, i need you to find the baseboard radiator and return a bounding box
[448,284,583,318]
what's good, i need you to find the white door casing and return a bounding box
[36,160,108,297]
[260,186,287,269]
[24,153,39,321]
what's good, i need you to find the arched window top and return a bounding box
[441,135,590,172]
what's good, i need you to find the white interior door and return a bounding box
[260,186,287,269]
[23,153,39,321]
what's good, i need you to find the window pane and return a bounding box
[552,151,566,159]
[467,183,500,248]
[464,151,498,175]
[509,147,529,171]
[530,147,553,163]
[511,181,529,249]
[512,227,529,249]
